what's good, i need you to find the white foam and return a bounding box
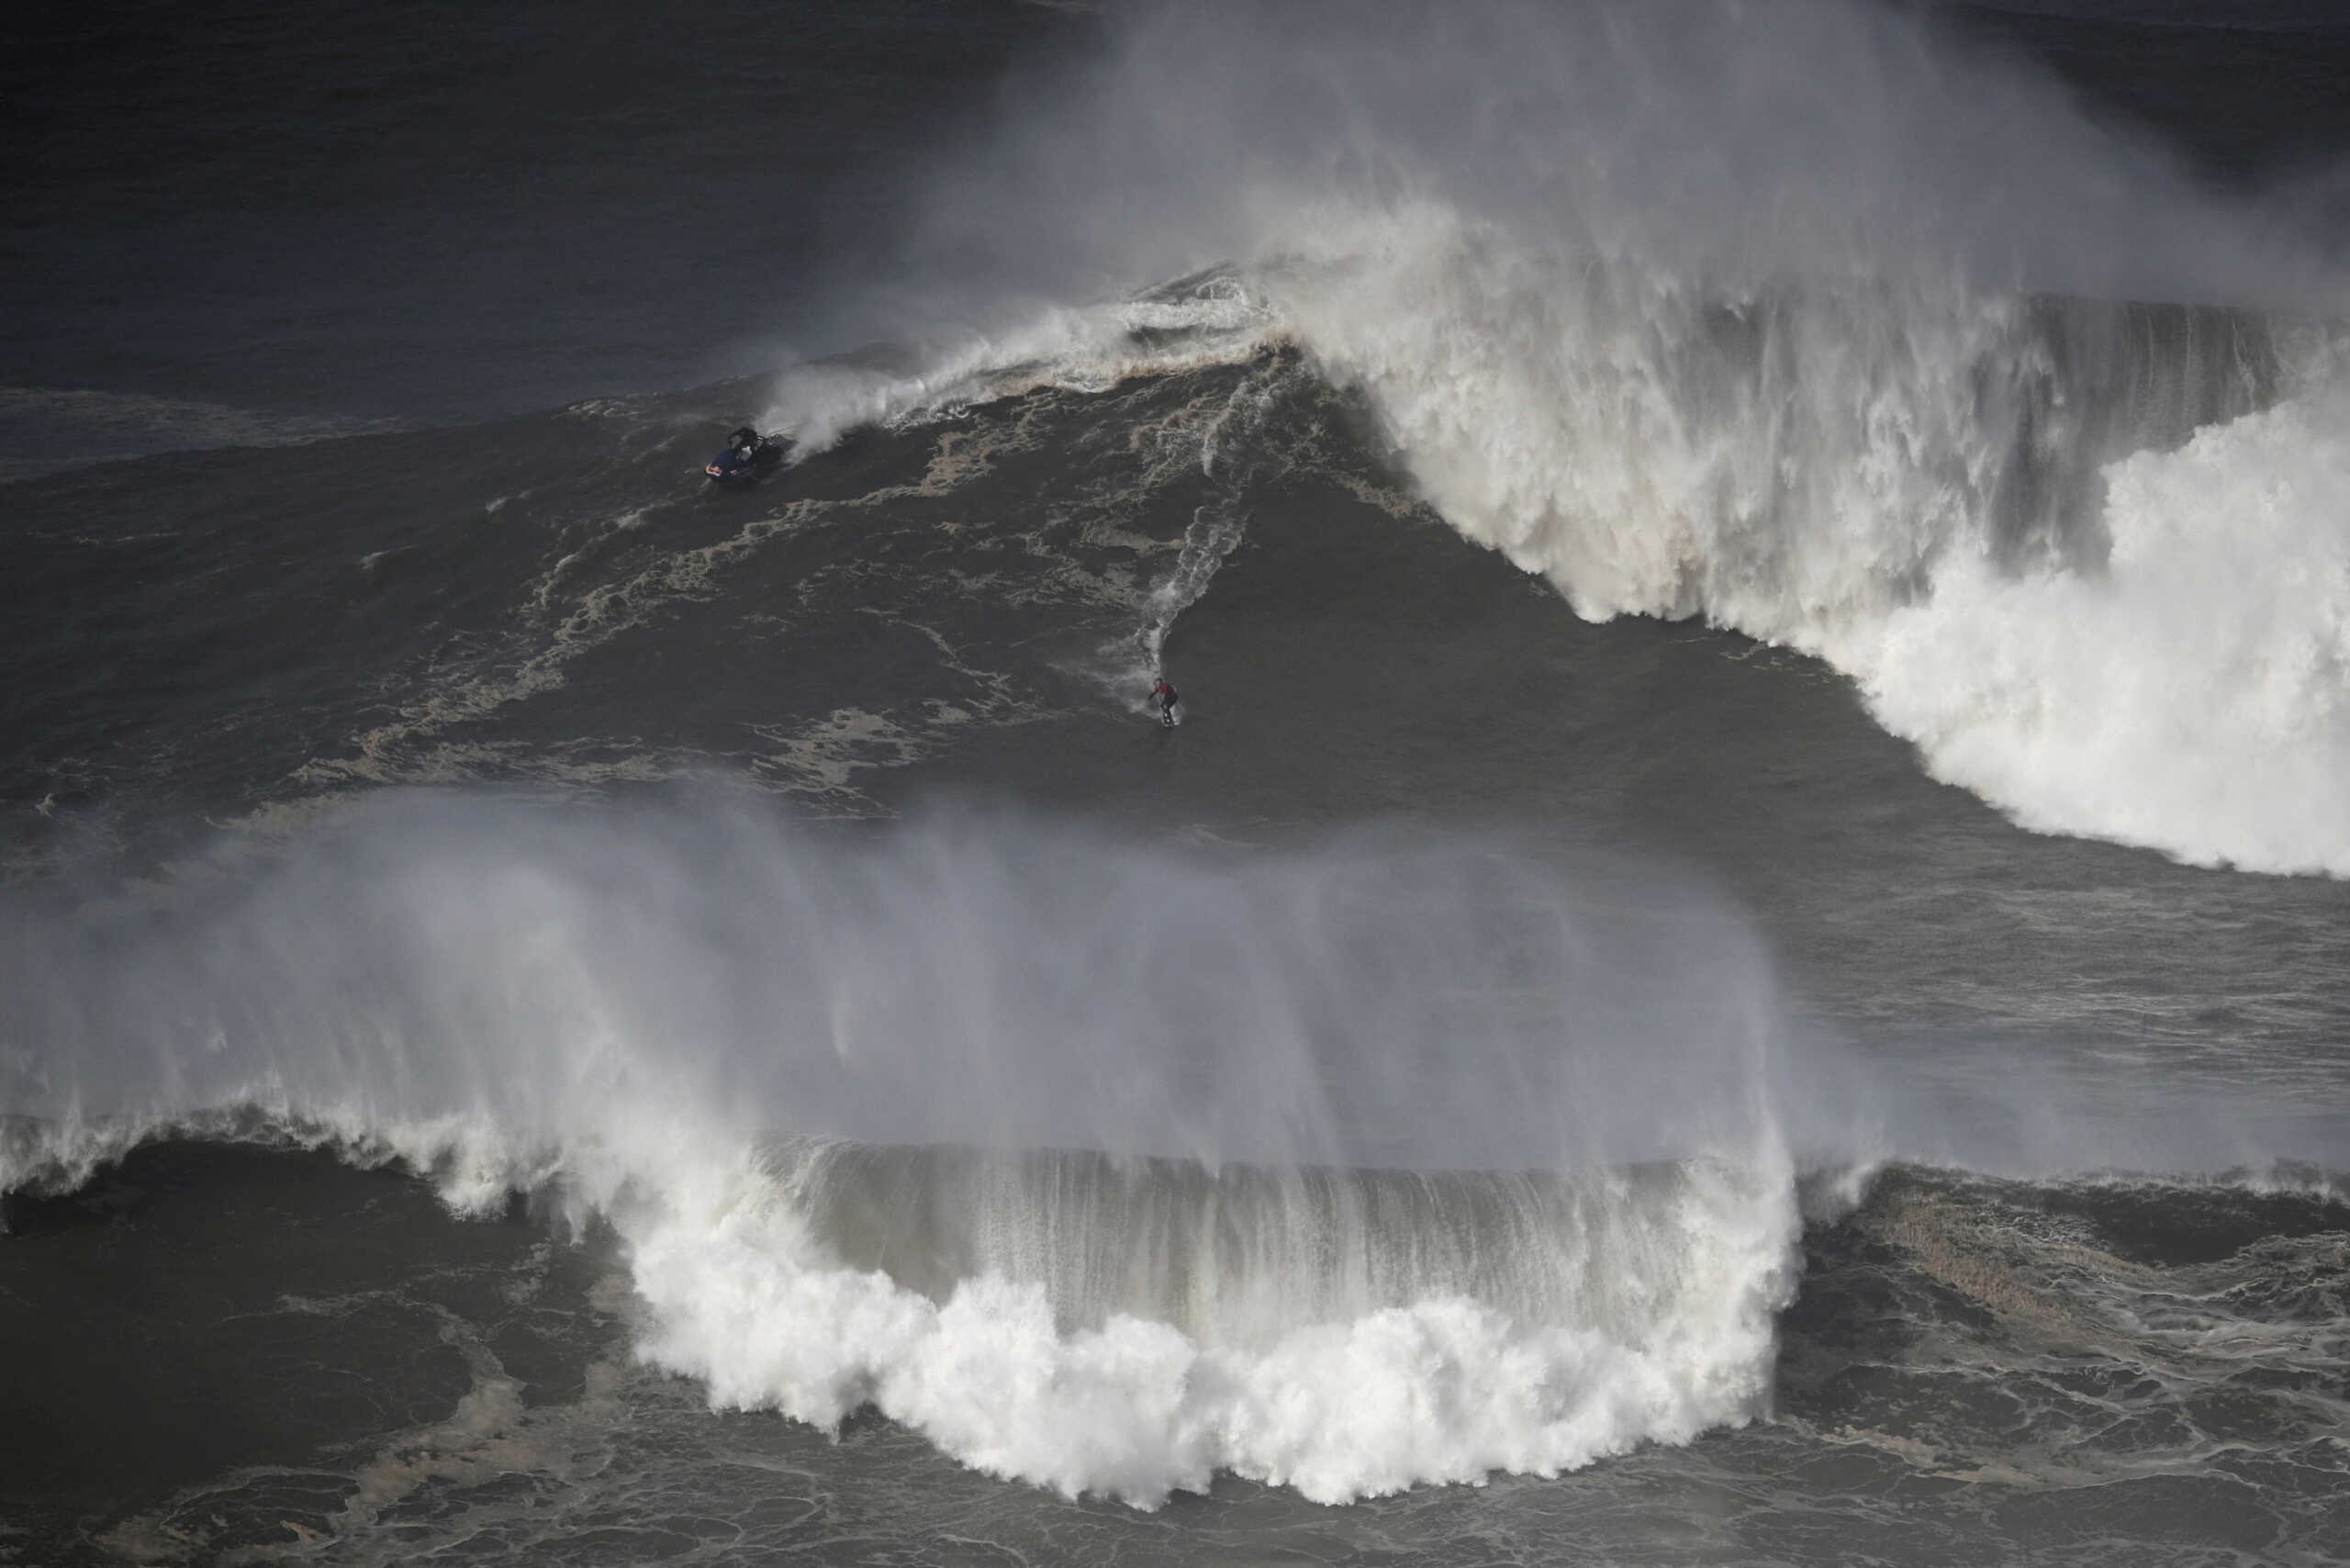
[792,0,2350,875]
[763,275,1280,457]
[1859,384,2350,871]
[1223,208,2350,872]
[0,800,1815,1501]
[622,1149,1797,1506]
[824,201,2350,874]
[11,796,2343,1496]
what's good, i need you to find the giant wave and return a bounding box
[767,0,2350,875]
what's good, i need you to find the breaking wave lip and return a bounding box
[0,1107,1802,1508]
[1254,223,2350,879]
[759,270,1284,457]
[772,245,2350,878]
[14,1104,2348,1510]
[632,1137,1801,1507]
[769,0,2350,878]
[4,794,2338,1506]
[0,792,1823,1506]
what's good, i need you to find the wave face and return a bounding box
[1259,236,2350,875]
[800,0,2350,874]
[1,795,1812,1505]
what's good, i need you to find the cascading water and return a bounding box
[789,0,2350,874]
[1,794,1818,1504]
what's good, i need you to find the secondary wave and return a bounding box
[0,793,1822,1504]
[633,1139,1796,1505]
[8,794,2342,1500]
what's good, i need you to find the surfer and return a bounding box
[1151,678,1181,727]
[706,425,781,484]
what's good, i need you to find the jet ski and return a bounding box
[706,425,784,485]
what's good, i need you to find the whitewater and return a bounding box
[6,1,2349,1548]
[3,798,1820,1506]
[758,0,2350,876]
[6,787,2322,1511]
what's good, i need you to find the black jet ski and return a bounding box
[706,425,784,485]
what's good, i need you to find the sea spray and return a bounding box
[1860,374,2350,870]
[1256,219,2348,870]
[0,794,1815,1500]
[784,0,2350,873]
[626,1142,1799,1505]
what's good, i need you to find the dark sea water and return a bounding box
[5,3,2349,1564]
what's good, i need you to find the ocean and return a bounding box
[4,2,2347,1562]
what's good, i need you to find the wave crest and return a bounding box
[633,1140,1798,1506]
[803,0,2350,873]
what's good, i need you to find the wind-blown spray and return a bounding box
[782,0,2350,873]
[2,793,1816,1503]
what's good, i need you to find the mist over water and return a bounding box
[6,795,1813,1174]
[2,792,1827,1503]
[8,788,2335,1510]
[7,0,2350,1551]
[756,0,2350,875]
[897,1,2343,313]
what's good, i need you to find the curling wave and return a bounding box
[632,1140,1796,1506]
[0,795,1813,1505]
[1261,223,2350,874]
[789,0,2350,874]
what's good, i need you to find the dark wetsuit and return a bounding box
[1152,680,1180,723]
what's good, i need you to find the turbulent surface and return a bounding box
[5,1,2350,1564]
[4,344,2345,1561]
[4,1144,2343,1565]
